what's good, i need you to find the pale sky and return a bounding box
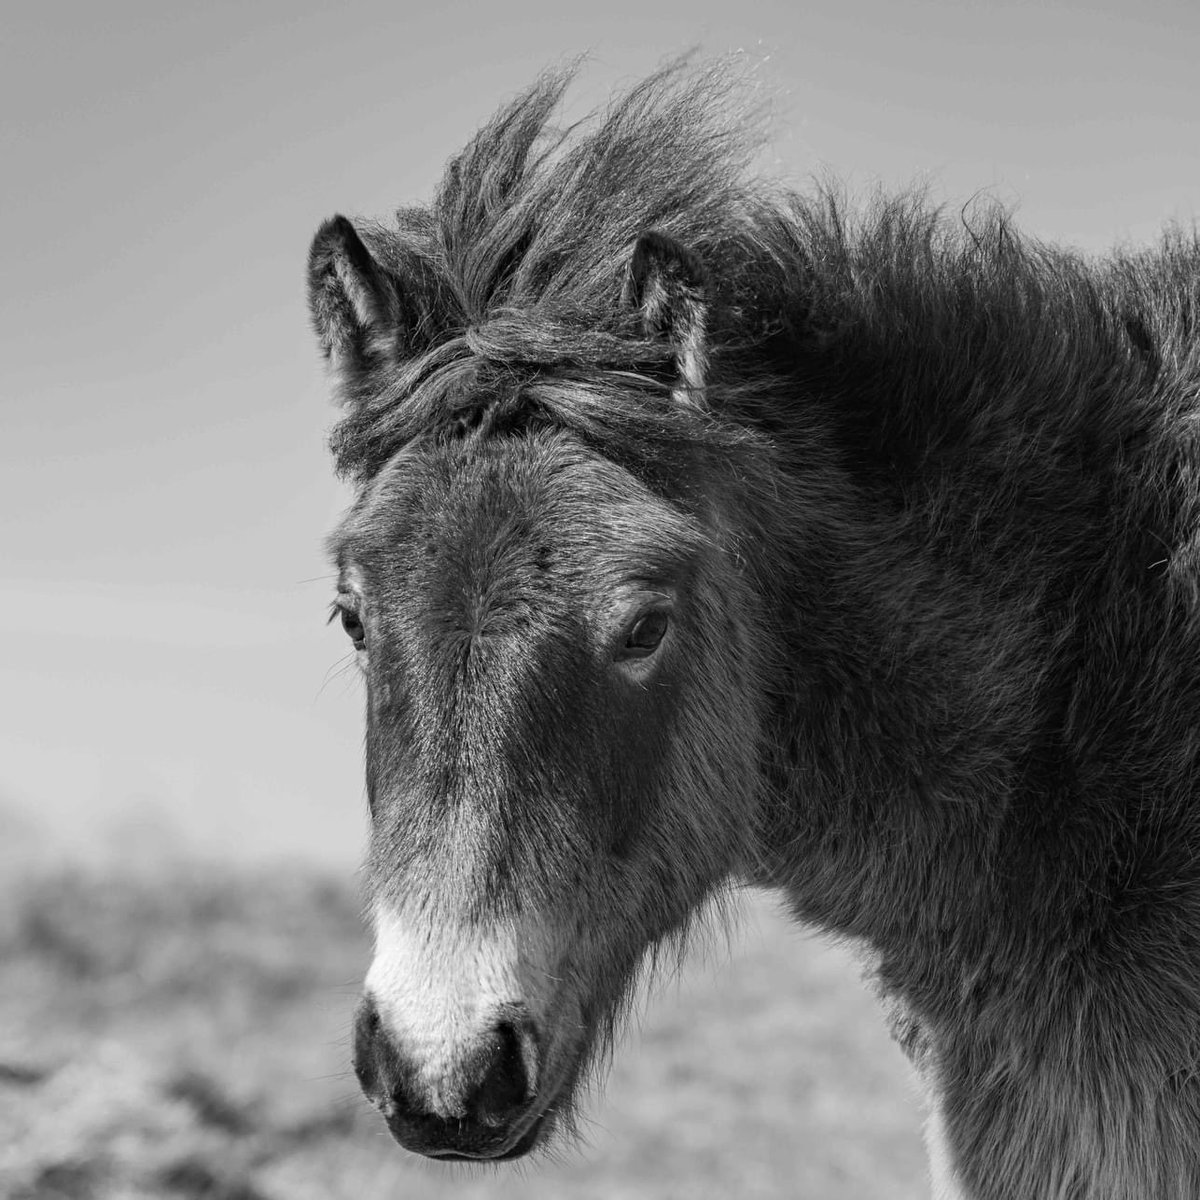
[2,0,1197,865]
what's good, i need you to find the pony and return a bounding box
[306,61,1200,1198]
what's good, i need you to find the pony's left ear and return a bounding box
[307,215,407,385]
[626,231,709,408]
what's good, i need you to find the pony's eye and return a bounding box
[620,610,669,660]
[340,606,366,651]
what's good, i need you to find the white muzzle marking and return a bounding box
[364,902,544,1118]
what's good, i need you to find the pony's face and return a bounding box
[309,182,759,1157]
[330,430,762,1158]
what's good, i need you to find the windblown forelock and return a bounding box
[430,58,760,319]
[328,58,772,483]
[328,331,752,491]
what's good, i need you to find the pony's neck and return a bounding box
[738,435,1039,952]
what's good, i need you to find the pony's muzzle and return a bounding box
[353,995,543,1159]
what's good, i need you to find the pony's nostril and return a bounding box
[353,994,408,1109]
[469,1022,530,1124]
[352,996,379,1091]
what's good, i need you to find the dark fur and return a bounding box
[311,60,1200,1197]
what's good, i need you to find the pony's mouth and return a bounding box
[412,1047,574,1161]
[424,1110,548,1161]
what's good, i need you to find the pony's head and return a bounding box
[309,67,775,1159]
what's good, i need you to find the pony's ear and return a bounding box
[626,230,709,408]
[307,215,406,380]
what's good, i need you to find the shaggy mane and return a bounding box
[330,60,1200,490]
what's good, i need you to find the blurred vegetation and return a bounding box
[0,859,927,1199]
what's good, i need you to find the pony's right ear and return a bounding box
[307,216,405,380]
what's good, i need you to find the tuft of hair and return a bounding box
[325,58,784,481]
